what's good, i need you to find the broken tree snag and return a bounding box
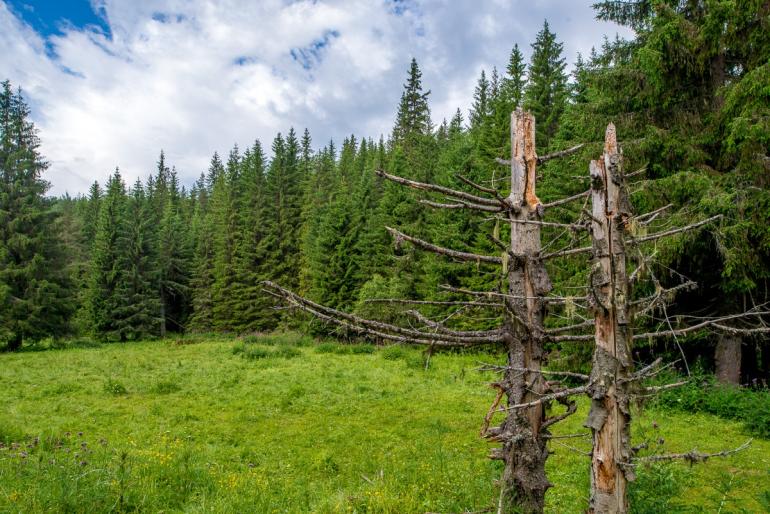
[586,123,634,514]
[496,109,552,514]
[715,333,742,385]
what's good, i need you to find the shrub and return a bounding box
[653,374,770,438]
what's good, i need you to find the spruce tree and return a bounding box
[87,170,128,340]
[0,82,71,349]
[188,158,220,331]
[524,20,568,151]
[469,69,490,131]
[114,180,160,340]
[230,140,271,331]
[210,145,241,330]
[393,58,431,143]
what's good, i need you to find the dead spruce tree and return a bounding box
[263,111,766,513]
[265,109,581,513]
[513,124,763,514]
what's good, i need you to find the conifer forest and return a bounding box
[1,2,770,513]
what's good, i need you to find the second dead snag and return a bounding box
[585,124,634,514]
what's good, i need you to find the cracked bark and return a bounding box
[495,109,552,514]
[586,124,634,514]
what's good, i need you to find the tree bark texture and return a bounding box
[496,109,553,514]
[586,124,634,514]
[715,334,741,385]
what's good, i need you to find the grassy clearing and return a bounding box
[0,334,768,513]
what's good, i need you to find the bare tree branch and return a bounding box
[477,364,590,381]
[386,227,503,264]
[634,203,673,224]
[541,245,594,261]
[505,385,589,410]
[538,143,586,163]
[419,199,503,213]
[263,281,503,346]
[455,174,505,200]
[404,310,501,338]
[633,310,770,340]
[364,298,501,307]
[376,169,504,208]
[634,440,752,464]
[542,190,590,209]
[439,284,580,304]
[546,319,594,335]
[629,215,722,245]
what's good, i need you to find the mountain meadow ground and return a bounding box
[1,333,768,513]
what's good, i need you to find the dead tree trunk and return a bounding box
[715,334,741,385]
[496,109,552,514]
[586,124,634,513]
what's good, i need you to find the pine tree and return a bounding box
[0,82,71,349]
[524,20,568,151]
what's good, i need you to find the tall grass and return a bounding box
[0,336,767,512]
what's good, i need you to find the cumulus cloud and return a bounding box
[0,0,631,195]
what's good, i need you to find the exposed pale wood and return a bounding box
[586,123,633,514]
[496,108,552,514]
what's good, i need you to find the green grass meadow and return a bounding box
[1,334,768,513]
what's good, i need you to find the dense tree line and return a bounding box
[1,5,767,383]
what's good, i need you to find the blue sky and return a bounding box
[5,0,110,40]
[0,0,632,195]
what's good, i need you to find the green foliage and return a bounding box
[653,374,770,438]
[628,463,685,513]
[103,377,128,396]
[0,81,72,349]
[524,20,568,152]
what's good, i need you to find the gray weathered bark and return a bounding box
[586,124,634,514]
[715,334,742,385]
[495,109,552,514]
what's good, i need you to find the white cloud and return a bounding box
[0,0,632,195]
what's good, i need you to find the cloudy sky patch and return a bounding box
[0,0,631,195]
